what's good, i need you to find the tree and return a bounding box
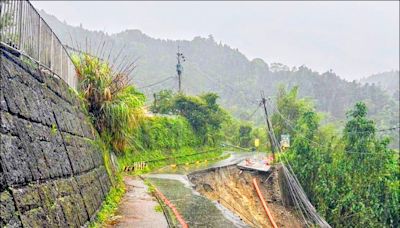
[272,86,313,142]
[239,125,252,148]
[150,89,174,114]
[39,11,399,151]
[174,93,227,144]
[288,111,325,200]
[280,97,399,227]
[338,102,399,227]
[151,91,227,145]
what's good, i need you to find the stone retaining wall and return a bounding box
[0,49,111,227]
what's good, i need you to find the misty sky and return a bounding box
[31,1,399,80]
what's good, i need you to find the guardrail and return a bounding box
[123,148,222,172]
[0,0,77,89]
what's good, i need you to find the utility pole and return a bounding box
[261,91,280,159]
[176,45,185,93]
[153,93,157,110]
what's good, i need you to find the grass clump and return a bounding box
[154,204,163,213]
[72,53,145,153]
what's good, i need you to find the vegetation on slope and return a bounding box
[119,113,223,173]
[151,90,228,144]
[274,88,399,227]
[360,70,399,96]
[71,54,249,226]
[40,10,399,149]
[72,53,250,170]
[134,115,199,150]
[40,11,396,112]
[68,21,399,227]
[151,89,268,151]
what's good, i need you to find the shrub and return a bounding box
[132,115,199,151]
[151,90,228,145]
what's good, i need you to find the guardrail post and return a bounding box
[1,0,78,89]
[50,33,53,71]
[18,0,23,49]
[38,18,41,62]
[60,45,63,77]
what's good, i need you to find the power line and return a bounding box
[265,99,399,147]
[266,98,398,156]
[192,67,259,105]
[138,76,176,89]
[344,126,400,136]
[345,150,399,155]
[255,94,315,226]
[265,99,322,147]
[281,160,331,227]
[376,126,400,132]
[246,103,262,120]
[258,94,330,227]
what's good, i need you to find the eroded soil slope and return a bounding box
[188,165,303,228]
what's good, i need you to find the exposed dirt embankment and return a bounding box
[188,165,302,228]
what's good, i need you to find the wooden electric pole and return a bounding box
[176,45,185,93]
[261,91,279,159]
[153,93,157,109]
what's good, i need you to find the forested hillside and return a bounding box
[273,88,399,227]
[360,70,399,96]
[39,10,399,148]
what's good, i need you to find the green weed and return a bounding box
[89,174,125,228]
[50,123,58,136]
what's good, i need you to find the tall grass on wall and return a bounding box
[72,53,145,153]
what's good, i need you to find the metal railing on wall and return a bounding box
[0,0,77,89]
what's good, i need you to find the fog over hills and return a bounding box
[2,3,397,226]
[360,70,399,96]
[39,10,399,149]
[32,1,399,81]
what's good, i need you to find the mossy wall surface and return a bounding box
[0,50,111,227]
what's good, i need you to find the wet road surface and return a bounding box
[111,176,168,228]
[144,151,259,227]
[112,151,260,227]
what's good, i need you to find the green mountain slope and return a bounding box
[360,70,399,96]
[39,10,399,148]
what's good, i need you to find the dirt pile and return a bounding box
[188,165,302,227]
